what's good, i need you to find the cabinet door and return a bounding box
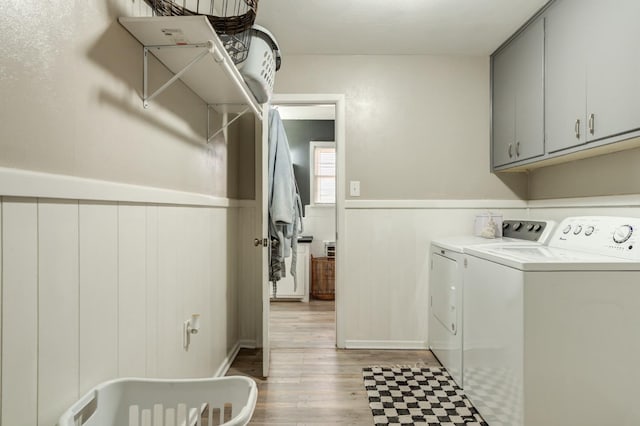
[586,0,640,142]
[492,42,517,167]
[545,0,588,153]
[513,18,545,162]
[492,19,544,167]
[295,245,309,299]
[269,245,308,298]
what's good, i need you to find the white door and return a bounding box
[257,106,270,377]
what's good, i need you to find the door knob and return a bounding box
[254,238,268,247]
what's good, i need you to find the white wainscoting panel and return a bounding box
[37,200,80,426]
[118,204,148,377]
[157,206,183,377]
[237,206,259,343]
[0,200,2,417]
[342,206,528,347]
[210,208,231,374]
[79,202,119,394]
[528,205,640,223]
[181,207,212,377]
[145,205,159,377]
[1,198,39,426]
[225,208,239,351]
[0,188,249,424]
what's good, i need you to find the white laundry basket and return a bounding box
[239,25,281,103]
[57,376,257,426]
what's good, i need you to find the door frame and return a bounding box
[270,93,346,348]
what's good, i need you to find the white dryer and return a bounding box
[463,216,640,426]
[428,219,555,388]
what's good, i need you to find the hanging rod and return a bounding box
[207,106,251,142]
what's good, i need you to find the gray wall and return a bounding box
[274,55,528,201]
[282,119,335,211]
[227,114,256,200]
[527,145,640,200]
[0,0,249,198]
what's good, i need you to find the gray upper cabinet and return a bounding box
[546,0,640,153]
[492,40,517,167]
[586,0,640,142]
[545,0,588,153]
[492,18,545,168]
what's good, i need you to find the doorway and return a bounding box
[270,102,336,348]
[264,94,345,354]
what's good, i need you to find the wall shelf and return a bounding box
[119,16,262,122]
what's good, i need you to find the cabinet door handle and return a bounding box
[516,141,520,157]
[588,113,595,135]
[508,143,513,158]
[575,119,581,139]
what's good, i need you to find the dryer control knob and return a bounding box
[613,225,633,244]
[573,225,583,235]
[526,224,535,231]
[585,226,595,236]
[533,224,542,232]
[563,225,572,234]
[513,222,523,231]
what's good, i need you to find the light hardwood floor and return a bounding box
[227,300,440,425]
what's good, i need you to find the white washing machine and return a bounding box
[463,216,640,426]
[428,219,555,388]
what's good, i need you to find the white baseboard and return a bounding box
[238,339,257,349]
[213,339,257,378]
[345,340,428,350]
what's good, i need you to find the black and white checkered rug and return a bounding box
[363,366,488,426]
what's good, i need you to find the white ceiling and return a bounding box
[255,0,549,56]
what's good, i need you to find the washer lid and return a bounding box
[431,236,546,254]
[465,245,640,271]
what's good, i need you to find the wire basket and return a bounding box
[145,0,259,64]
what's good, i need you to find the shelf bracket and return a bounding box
[207,106,251,142]
[142,42,214,109]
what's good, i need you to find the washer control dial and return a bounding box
[613,225,633,244]
[573,225,583,235]
[503,222,510,230]
[585,226,595,236]
[513,222,522,231]
[563,225,572,234]
[533,224,542,232]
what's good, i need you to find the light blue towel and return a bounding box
[268,108,303,288]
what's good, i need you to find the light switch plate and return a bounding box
[350,180,361,197]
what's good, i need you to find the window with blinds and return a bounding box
[310,141,336,205]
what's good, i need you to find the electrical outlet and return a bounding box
[350,180,361,197]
